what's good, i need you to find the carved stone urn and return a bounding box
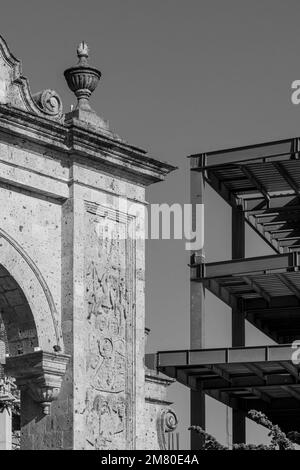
[64,42,101,111]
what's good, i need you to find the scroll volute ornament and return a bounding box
[64,41,101,111]
[157,408,178,450]
[32,90,63,117]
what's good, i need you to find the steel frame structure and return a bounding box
[146,136,300,449]
[146,344,300,432]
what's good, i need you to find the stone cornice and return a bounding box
[0,104,176,186]
[145,370,175,387]
[145,397,173,406]
[0,105,66,149]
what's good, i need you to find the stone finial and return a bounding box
[77,41,89,64]
[64,42,101,112]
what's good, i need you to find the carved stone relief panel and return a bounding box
[84,202,136,450]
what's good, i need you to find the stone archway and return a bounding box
[0,228,63,354]
[0,265,39,356]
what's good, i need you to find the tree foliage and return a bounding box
[189,410,296,450]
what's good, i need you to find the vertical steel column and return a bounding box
[190,156,206,450]
[232,202,246,444]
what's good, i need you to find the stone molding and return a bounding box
[0,104,175,186]
[4,351,69,415]
[0,34,176,185]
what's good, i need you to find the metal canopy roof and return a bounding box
[190,137,300,168]
[146,344,300,432]
[192,253,300,343]
[208,160,300,195]
[191,137,300,253]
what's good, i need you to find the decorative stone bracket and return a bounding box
[4,351,69,415]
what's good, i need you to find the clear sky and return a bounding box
[2,0,300,449]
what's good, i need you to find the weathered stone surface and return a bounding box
[84,204,135,449]
[0,35,176,450]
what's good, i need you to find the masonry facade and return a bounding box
[0,35,176,450]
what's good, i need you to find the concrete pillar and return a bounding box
[232,204,246,445]
[232,408,247,446]
[190,389,206,450]
[190,157,206,450]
